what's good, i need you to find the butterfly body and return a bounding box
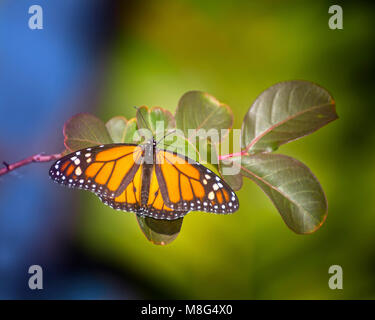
[49,139,239,220]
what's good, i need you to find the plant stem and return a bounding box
[218,150,248,161]
[0,152,64,177]
[0,149,248,176]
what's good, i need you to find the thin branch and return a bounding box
[0,152,64,177]
[218,150,248,161]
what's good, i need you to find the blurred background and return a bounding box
[0,0,374,299]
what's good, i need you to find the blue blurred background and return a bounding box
[0,0,374,299]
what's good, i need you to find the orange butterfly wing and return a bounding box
[50,142,239,220]
[101,164,189,220]
[50,144,142,201]
[50,143,189,219]
[155,150,239,214]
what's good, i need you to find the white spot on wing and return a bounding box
[75,167,82,176]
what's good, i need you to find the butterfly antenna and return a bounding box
[133,106,151,131]
[134,106,177,145]
[156,129,177,145]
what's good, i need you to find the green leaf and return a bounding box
[136,216,183,245]
[62,112,185,245]
[216,131,243,190]
[232,153,327,234]
[161,133,200,162]
[242,80,338,153]
[63,113,113,152]
[196,140,218,168]
[218,159,243,191]
[136,106,175,134]
[106,116,138,143]
[134,105,200,161]
[175,91,233,143]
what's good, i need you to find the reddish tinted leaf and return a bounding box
[175,91,233,143]
[106,116,138,143]
[64,113,113,152]
[232,153,327,234]
[137,216,183,245]
[242,81,338,152]
[136,106,175,133]
[218,159,243,191]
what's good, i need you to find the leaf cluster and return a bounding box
[62,81,337,244]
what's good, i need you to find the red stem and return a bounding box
[218,149,248,161]
[0,148,248,176]
[0,152,64,177]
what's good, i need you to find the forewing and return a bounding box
[49,143,143,199]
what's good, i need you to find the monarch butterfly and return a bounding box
[49,138,239,220]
